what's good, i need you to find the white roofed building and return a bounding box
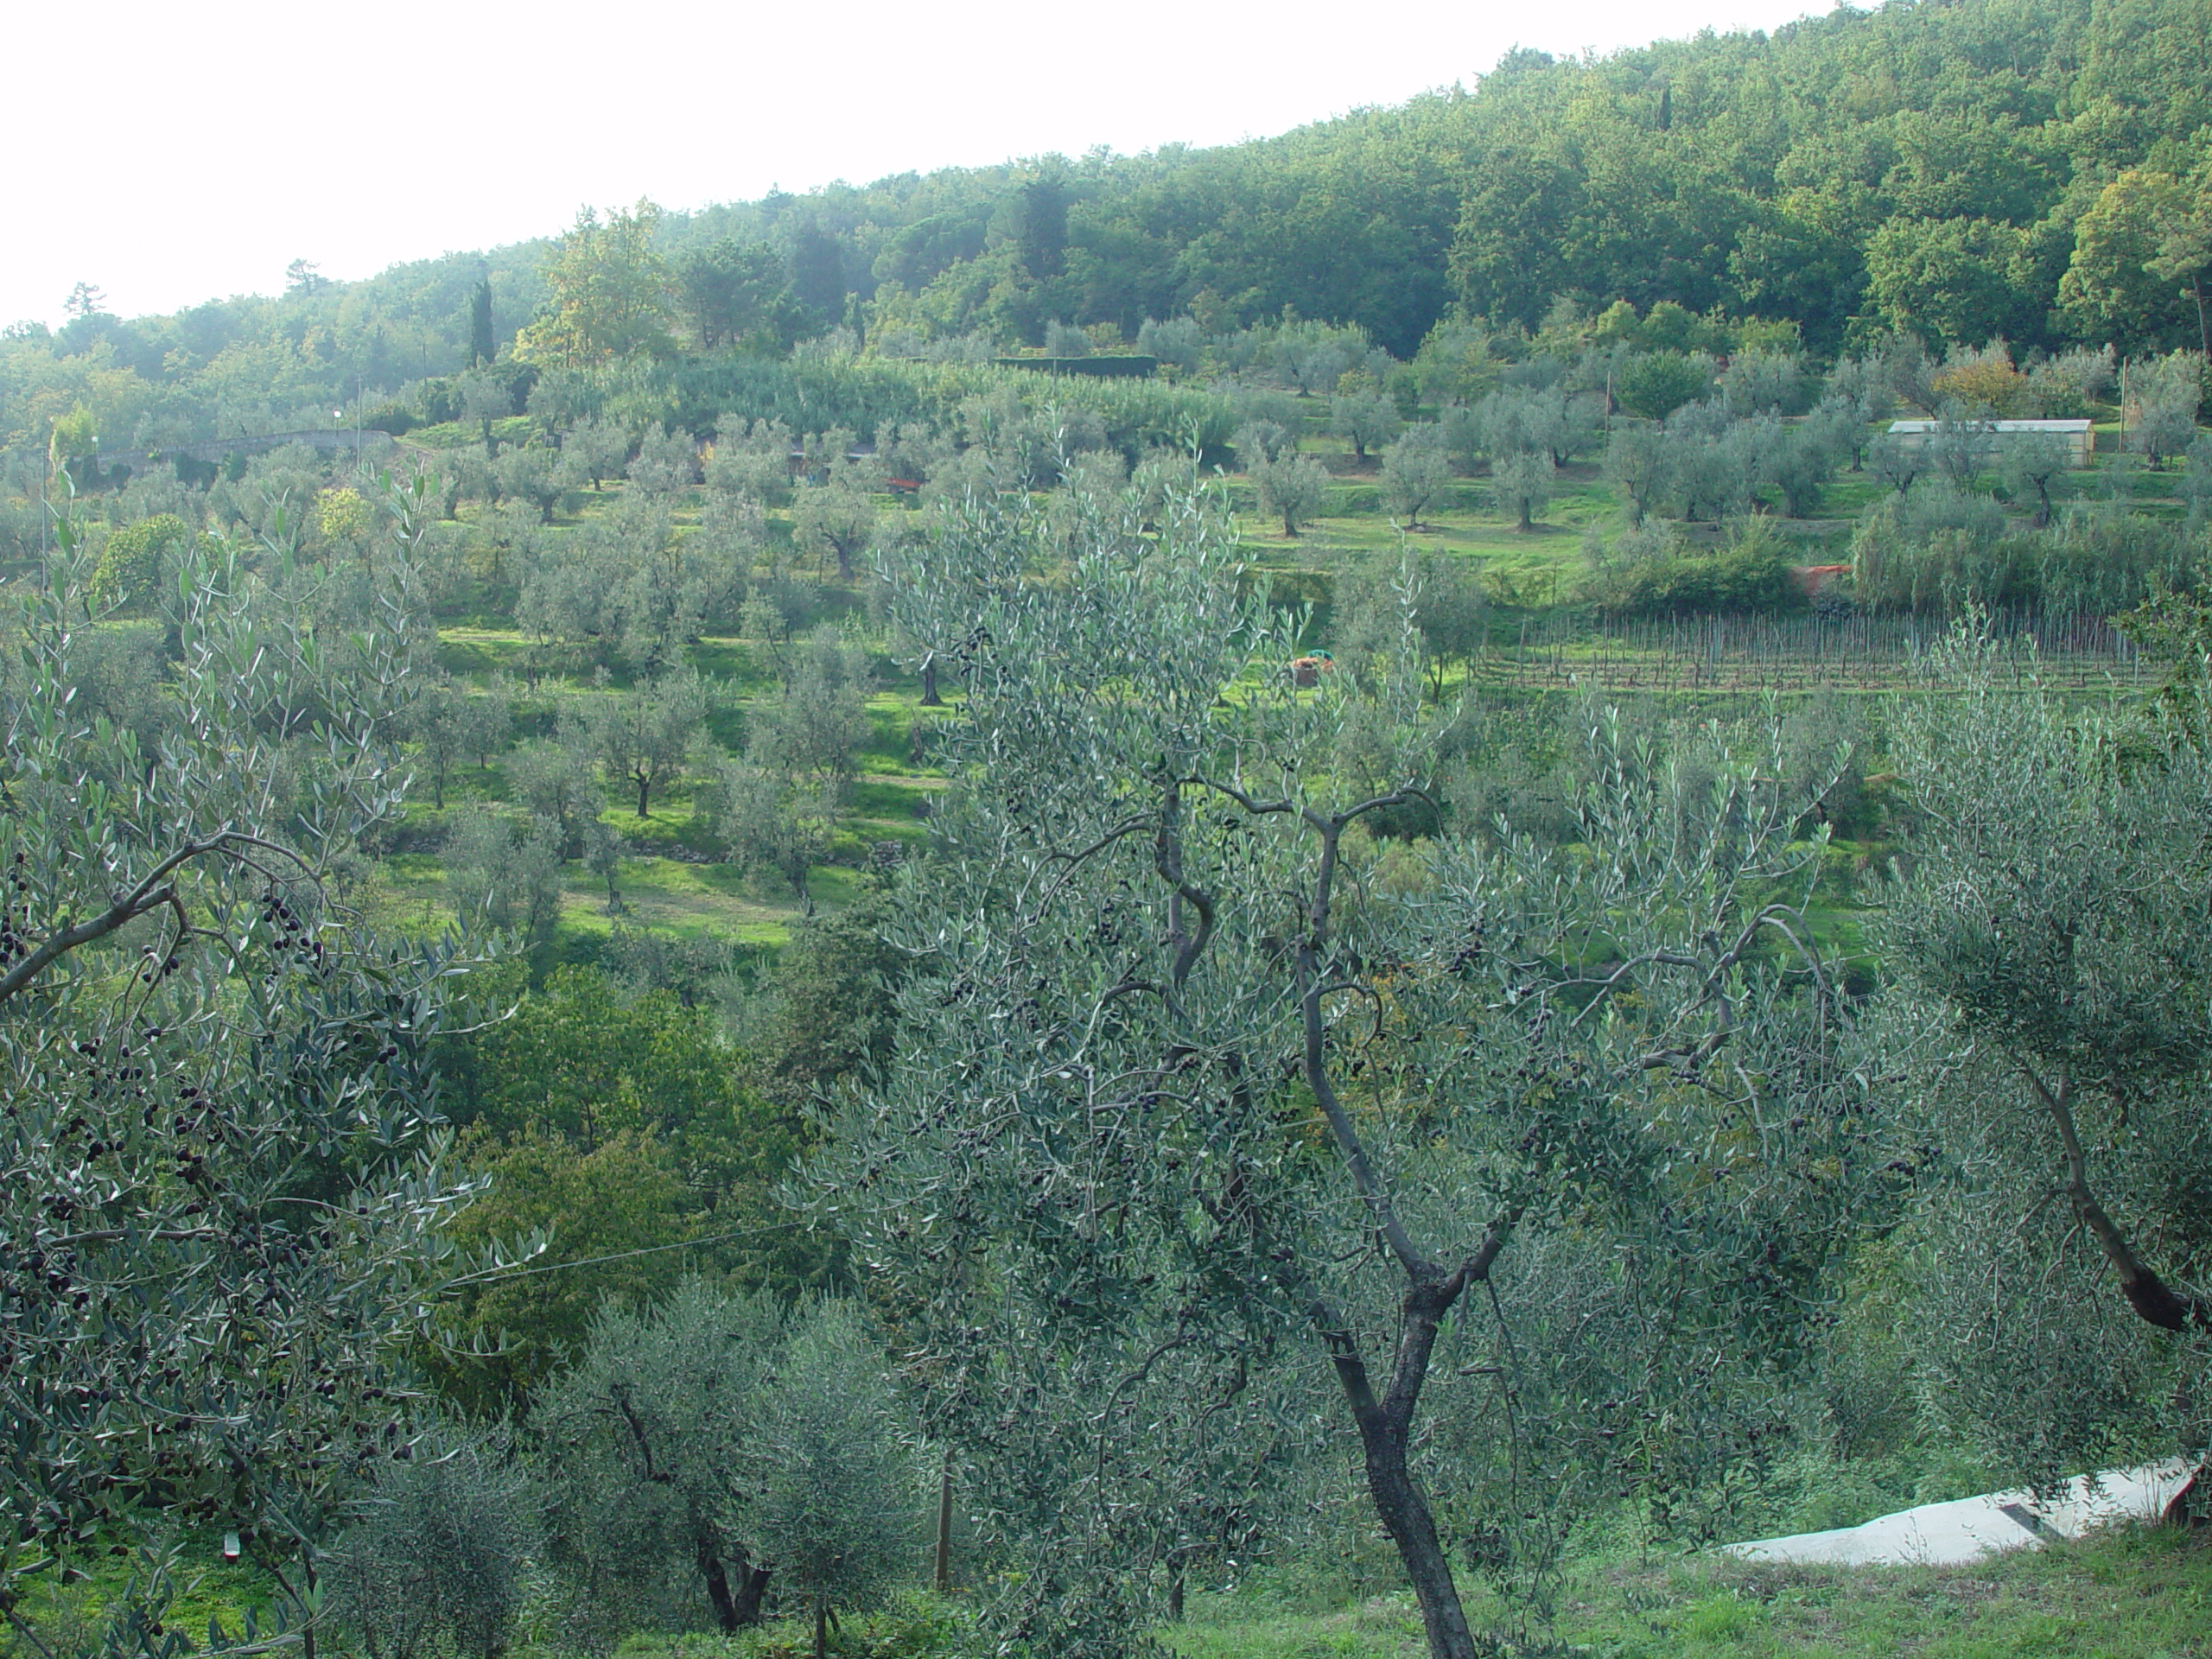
[1885,417,2094,467]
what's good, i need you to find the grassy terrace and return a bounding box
[1169,1525,2212,1659]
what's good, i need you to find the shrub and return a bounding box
[1586,537,1803,618]
[1614,350,1715,420]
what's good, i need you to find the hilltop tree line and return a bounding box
[8,0,2212,473]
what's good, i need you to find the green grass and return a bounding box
[1166,1524,2212,1659]
[368,839,815,953]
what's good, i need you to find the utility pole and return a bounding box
[933,1455,953,1594]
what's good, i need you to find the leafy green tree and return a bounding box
[810,484,1872,1659]
[592,667,708,819]
[1252,451,1329,536]
[1613,351,1713,420]
[460,963,753,1154]
[326,1421,534,1659]
[741,1300,918,1659]
[435,1128,701,1411]
[1482,385,1604,467]
[517,200,676,365]
[1823,354,1899,465]
[90,512,193,609]
[48,404,100,491]
[1408,320,1501,405]
[1864,214,2040,346]
[676,238,787,350]
[0,519,511,1658]
[1491,448,1555,530]
[434,957,815,1408]
[469,276,497,368]
[1380,423,1452,527]
[747,888,909,1115]
[787,220,849,334]
[534,1281,785,1637]
[2061,170,2210,355]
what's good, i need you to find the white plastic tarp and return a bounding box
[1722,1461,2194,1568]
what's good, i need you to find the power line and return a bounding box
[437,1214,814,1293]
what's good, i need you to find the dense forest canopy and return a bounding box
[7,0,2212,470]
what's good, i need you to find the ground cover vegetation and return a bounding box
[4,0,2212,1656]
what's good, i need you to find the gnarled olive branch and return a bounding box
[0,830,312,1009]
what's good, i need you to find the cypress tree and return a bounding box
[470,275,496,366]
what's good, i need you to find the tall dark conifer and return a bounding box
[470,275,496,366]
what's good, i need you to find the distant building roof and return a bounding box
[1886,419,2093,433]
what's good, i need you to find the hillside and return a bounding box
[3,5,2210,1659]
[5,0,2211,473]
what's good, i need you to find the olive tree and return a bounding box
[2127,351,2203,468]
[1328,389,1403,465]
[792,477,880,582]
[1251,452,1329,537]
[1380,424,1452,528]
[1880,624,2212,1501]
[589,667,708,819]
[811,482,1872,1658]
[443,810,565,950]
[565,415,632,491]
[533,1281,783,1641]
[1999,431,2075,526]
[747,627,872,791]
[1603,422,1673,526]
[325,1423,536,1659]
[738,1300,918,1659]
[1491,448,1554,531]
[1409,548,1486,702]
[0,512,515,1659]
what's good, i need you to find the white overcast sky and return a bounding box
[5,0,1834,328]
